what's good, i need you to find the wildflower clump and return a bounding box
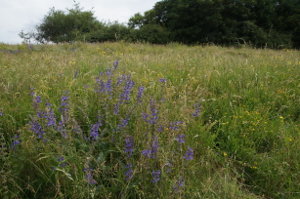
[4,60,199,198]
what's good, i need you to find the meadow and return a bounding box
[0,42,299,199]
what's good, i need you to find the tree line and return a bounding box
[20,1,300,48]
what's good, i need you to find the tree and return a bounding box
[274,0,300,47]
[137,0,298,47]
[20,2,103,43]
[19,30,37,44]
[128,9,172,44]
[128,13,145,29]
[153,0,225,44]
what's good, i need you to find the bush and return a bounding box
[239,21,293,48]
[134,24,172,44]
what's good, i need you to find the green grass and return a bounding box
[0,42,300,198]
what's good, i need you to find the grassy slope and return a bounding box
[0,42,299,198]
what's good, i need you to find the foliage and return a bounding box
[274,0,300,47]
[90,22,132,42]
[133,24,172,44]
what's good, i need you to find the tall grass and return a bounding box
[0,42,299,198]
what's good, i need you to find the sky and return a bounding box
[0,0,160,44]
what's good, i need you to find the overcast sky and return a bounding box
[0,0,160,44]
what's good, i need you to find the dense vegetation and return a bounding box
[136,0,300,47]
[0,42,300,198]
[20,0,300,48]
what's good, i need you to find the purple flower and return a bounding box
[183,146,194,160]
[33,95,42,108]
[173,176,184,193]
[90,123,100,141]
[150,136,159,158]
[152,170,161,183]
[116,74,126,86]
[95,77,103,92]
[142,112,149,121]
[169,121,184,130]
[106,68,112,76]
[165,160,172,173]
[114,103,119,115]
[118,117,130,130]
[46,113,56,126]
[142,149,151,158]
[86,173,96,184]
[192,102,201,117]
[59,94,69,112]
[113,60,119,70]
[59,162,68,167]
[125,136,134,158]
[149,99,159,124]
[56,156,65,162]
[142,99,158,124]
[74,69,79,78]
[136,86,145,104]
[142,136,159,159]
[84,167,97,184]
[30,87,35,96]
[159,78,167,83]
[0,111,2,116]
[177,176,184,187]
[95,76,113,96]
[106,79,113,93]
[90,125,99,140]
[56,120,66,138]
[83,167,92,172]
[125,163,133,181]
[157,124,164,132]
[56,156,68,167]
[29,44,34,50]
[45,103,56,127]
[176,134,185,144]
[90,114,102,141]
[72,118,82,133]
[29,120,45,139]
[36,110,45,119]
[59,92,70,127]
[11,135,20,149]
[120,75,135,103]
